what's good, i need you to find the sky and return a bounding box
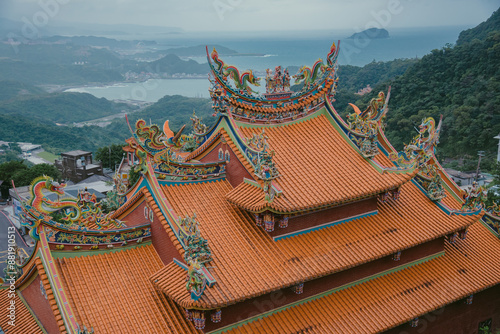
[0,0,498,34]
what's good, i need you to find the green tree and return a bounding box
[11,163,61,187]
[95,144,125,170]
[0,160,28,198]
[0,161,60,198]
[128,167,140,188]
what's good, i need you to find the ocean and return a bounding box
[67,26,470,102]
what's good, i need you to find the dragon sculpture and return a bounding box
[326,41,338,67]
[178,213,212,299]
[134,119,194,162]
[210,48,261,94]
[22,176,123,232]
[390,115,443,168]
[293,59,326,88]
[135,119,166,154]
[346,91,387,158]
[27,176,81,222]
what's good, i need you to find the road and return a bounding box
[0,210,33,275]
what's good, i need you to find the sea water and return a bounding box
[67,26,470,102]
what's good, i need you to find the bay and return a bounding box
[66,26,469,102]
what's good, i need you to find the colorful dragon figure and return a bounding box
[134,119,195,168]
[349,91,386,121]
[390,115,443,168]
[346,91,387,158]
[326,41,339,67]
[461,182,487,211]
[245,129,268,152]
[210,47,225,75]
[23,176,123,231]
[210,47,261,94]
[178,213,212,298]
[186,258,207,298]
[293,59,326,87]
[135,119,165,154]
[487,202,500,217]
[28,176,81,221]
[223,66,261,94]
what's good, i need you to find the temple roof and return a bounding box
[150,179,477,309]
[55,244,197,333]
[0,288,44,334]
[226,112,414,213]
[221,222,500,333]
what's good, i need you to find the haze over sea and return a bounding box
[67,26,469,101]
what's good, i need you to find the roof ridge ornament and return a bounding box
[346,89,389,158]
[210,47,261,95]
[417,164,447,201]
[461,181,487,211]
[254,147,280,203]
[390,115,443,168]
[178,213,214,301]
[245,129,269,151]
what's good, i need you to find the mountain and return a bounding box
[0,58,123,85]
[139,54,208,75]
[348,28,389,39]
[0,80,45,101]
[457,8,500,45]
[0,113,126,153]
[346,7,500,165]
[0,91,133,124]
[41,35,157,49]
[165,44,237,57]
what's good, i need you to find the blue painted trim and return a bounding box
[274,210,378,241]
[243,178,261,188]
[173,258,188,271]
[410,179,481,216]
[157,176,226,186]
[377,142,390,157]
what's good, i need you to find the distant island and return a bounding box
[348,28,389,39]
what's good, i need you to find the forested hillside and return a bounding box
[105,95,215,137]
[344,8,500,165]
[0,92,131,124]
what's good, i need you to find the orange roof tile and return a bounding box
[56,244,198,334]
[439,188,463,211]
[223,222,500,334]
[34,257,67,333]
[152,179,477,309]
[0,288,44,334]
[229,113,413,212]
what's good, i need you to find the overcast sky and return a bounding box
[1,0,498,33]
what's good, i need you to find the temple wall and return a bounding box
[200,142,253,188]
[118,199,149,227]
[204,237,445,332]
[270,197,378,238]
[384,283,500,334]
[149,202,183,265]
[20,274,60,334]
